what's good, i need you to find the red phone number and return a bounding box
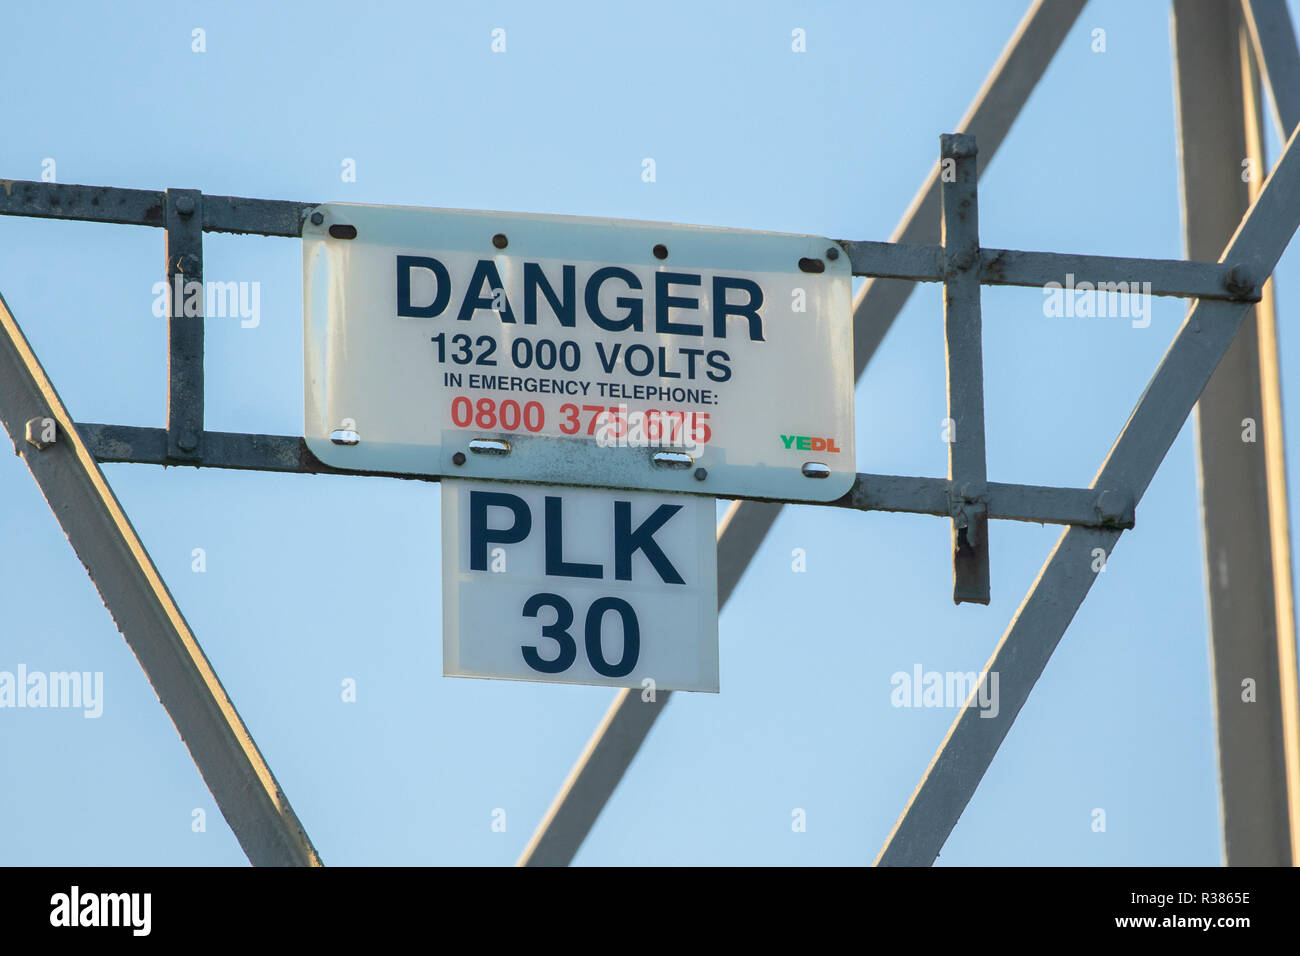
[449,396,712,442]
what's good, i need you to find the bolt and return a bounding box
[946,248,976,273]
[310,211,324,226]
[178,431,198,452]
[492,233,508,250]
[940,133,977,159]
[826,246,839,261]
[653,244,668,260]
[174,195,195,217]
[24,417,55,450]
[452,451,466,466]
[1095,489,1134,527]
[1224,263,1257,299]
[693,467,707,481]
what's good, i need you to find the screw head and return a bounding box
[310,211,324,226]
[24,417,55,450]
[826,246,839,261]
[693,467,707,481]
[178,431,199,452]
[452,452,467,466]
[653,244,669,260]
[492,233,508,250]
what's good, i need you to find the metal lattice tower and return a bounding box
[1,0,1297,865]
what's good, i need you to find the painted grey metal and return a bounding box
[842,241,1253,301]
[837,475,1132,529]
[165,189,204,461]
[5,177,1250,301]
[0,291,322,867]
[516,0,1089,867]
[1242,0,1300,866]
[0,180,166,227]
[203,196,314,237]
[1175,0,1296,866]
[1244,0,1300,134]
[0,179,312,237]
[73,419,1129,529]
[940,134,991,604]
[877,109,1300,865]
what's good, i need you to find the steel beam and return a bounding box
[940,133,991,604]
[517,0,1088,867]
[1174,0,1296,867]
[842,241,1251,300]
[0,291,322,867]
[0,178,1247,300]
[73,422,1126,529]
[1243,29,1300,865]
[1242,17,1300,864]
[0,179,311,237]
[1243,0,1300,135]
[877,103,1300,866]
[165,189,204,461]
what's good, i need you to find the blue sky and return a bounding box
[1,0,1297,865]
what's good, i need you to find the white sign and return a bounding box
[304,203,855,502]
[441,479,718,692]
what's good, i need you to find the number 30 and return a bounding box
[521,593,640,677]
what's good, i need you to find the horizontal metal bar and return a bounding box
[841,239,1251,300]
[0,180,165,227]
[979,248,1255,300]
[837,474,1132,529]
[203,195,315,237]
[78,423,1131,528]
[836,239,943,281]
[0,180,1250,296]
[0,180,313,237]
[79,423,439,479]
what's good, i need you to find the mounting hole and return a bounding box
[469,438,511,456]
[801,461,830,479]
[798,257,825,274]
[328,224,358,240]
[652,450,692,468]
[653,243,669,260]
[492,233,508,249]
[330,428,361,446]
